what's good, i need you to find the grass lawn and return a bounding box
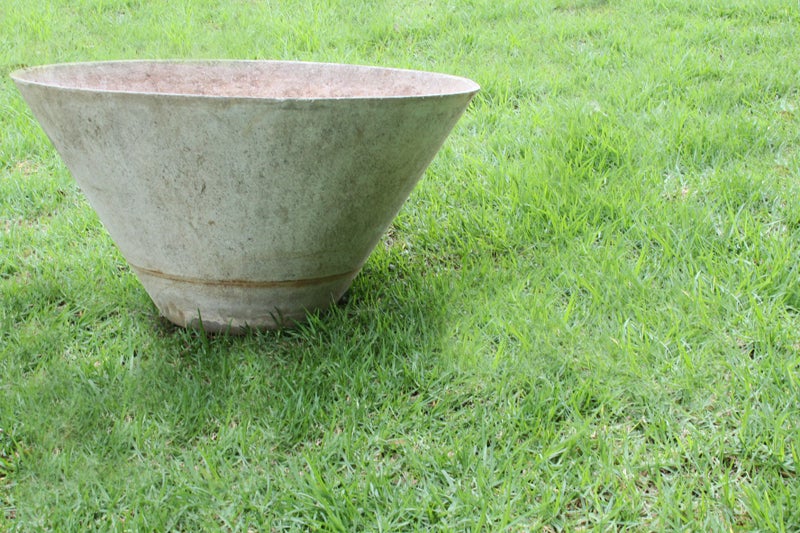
[2,0,800,530]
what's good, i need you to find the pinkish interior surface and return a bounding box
[13,60,479,99]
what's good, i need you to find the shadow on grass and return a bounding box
[8,256,456,467]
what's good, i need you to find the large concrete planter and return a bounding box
[12,60,478,332]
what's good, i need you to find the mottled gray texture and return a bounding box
[12,60,479,332]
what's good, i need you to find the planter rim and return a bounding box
[10,59,480,102]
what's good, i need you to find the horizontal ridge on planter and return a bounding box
[129,263,359,288]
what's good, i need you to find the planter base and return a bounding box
[133,265,357,333]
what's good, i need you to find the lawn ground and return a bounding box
[1,0,800,530]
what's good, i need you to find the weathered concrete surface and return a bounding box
[12,60,479,332]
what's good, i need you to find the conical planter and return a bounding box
[12,60,478,332]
